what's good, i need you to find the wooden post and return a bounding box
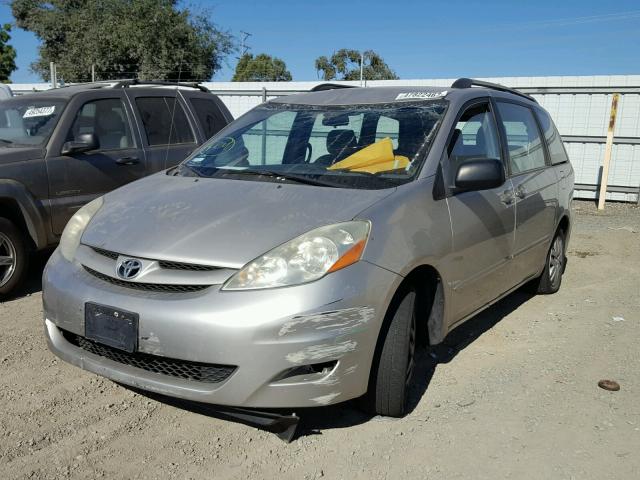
[598,93,620,210]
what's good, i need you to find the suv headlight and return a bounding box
[222,221,370,290]
[59,197,104,262]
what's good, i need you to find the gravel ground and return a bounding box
[1,200,639,480]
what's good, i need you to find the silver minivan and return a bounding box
[43,79,574,423]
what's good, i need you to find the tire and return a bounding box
[532,230,566,294]
[0,217,28,298]
[361,289,417,417]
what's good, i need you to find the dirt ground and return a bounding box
[1,200,639,480]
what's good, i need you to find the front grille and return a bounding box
[90,246,218,271]
[62,330,236,383]
[91,247,118,260]
[158,260,219,271]
[83,266,210,293]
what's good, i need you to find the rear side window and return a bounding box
[135,97,195,146]
[375,116,399,149]
[536,108,569,165]
[496,102,546,174]
[189,98,226,139]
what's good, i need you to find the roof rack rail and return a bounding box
[310,83,356,92]
[451,78,536,103]
[111,79,210,93]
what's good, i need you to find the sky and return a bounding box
[1,0,639,83]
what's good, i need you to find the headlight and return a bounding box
[59,197,104,261]
[222,221,370,290]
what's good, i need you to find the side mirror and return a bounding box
[61,133,99,155]
[454,158,505,192]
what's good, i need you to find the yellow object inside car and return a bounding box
[327,137,410,174]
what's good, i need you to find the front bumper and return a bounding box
[43,249,401,408]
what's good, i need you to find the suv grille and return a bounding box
[62,330,236,384]
[90,246,219,271]
[84,266,210,293]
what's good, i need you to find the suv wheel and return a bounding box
[0,218,28,297]
[533,230,565,294]
[361,288,416,417]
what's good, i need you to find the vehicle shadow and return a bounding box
[124,288,535,441]
[1,250,52,301]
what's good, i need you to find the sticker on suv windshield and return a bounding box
[395,91,447,100]
[23,106,56,118]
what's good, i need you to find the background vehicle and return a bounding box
[0,80,232,296]
[43,79,573,429]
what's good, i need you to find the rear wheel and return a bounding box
[361,289,417,417]
[533,230,565,294]
[0,218,28,298]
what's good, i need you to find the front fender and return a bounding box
[0,179,50,249]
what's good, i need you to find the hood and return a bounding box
[0,146,46,164]
[82,173,394,268]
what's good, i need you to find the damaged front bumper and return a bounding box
[43,249,401,408]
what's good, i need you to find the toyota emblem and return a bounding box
[117,258,142,280]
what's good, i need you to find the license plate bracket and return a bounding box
[85,302,138,353]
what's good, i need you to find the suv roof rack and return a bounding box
[451,77,536,103]
[111,79,210,93]
[310,83,356,92]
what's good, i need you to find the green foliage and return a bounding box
[0,23,17,83]
[315,49,398,81]
[11,0,234,82]
[232,53,292,82]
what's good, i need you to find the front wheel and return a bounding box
[361,289,416,417]
[533,230,566,294]
[0,217,28,298]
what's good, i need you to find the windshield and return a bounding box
[177,101,447,189]
[0,98,66,147]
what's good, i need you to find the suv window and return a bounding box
[189,98,226,139]
[67,98,133,150]
[535,108,569,165]
[375,116,399,149]
[446,102,501,183]
[496,102,546,174]
[241,110,297,165]
[135,97,195,146]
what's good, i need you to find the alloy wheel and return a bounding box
[548,235,564,288]
[0,232,17,288]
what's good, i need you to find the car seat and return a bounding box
[314,129,358,165]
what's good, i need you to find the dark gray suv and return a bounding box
[0,80,232,296]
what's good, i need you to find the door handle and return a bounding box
[116,156,139,165]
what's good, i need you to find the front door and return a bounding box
[444,100,516,321]
[46,93,146,234]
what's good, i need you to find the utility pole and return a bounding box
[237,31,252,60]
[50,62,57,88]
[359,51,364,87]
[91,64,96,82]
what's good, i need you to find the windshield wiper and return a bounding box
[217,168,337,187]
[328,168,400,186]
[0,138,14,145]
[174,163,201,177]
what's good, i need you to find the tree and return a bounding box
[315,49,398,81]
[0,24,17,83]
[232,53,292,82]
[11,0,234,83]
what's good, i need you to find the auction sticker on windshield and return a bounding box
[23,106,56,118]
[395,91,447,100]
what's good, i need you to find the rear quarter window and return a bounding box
[189,97,227,139]
[535,108,569,165]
